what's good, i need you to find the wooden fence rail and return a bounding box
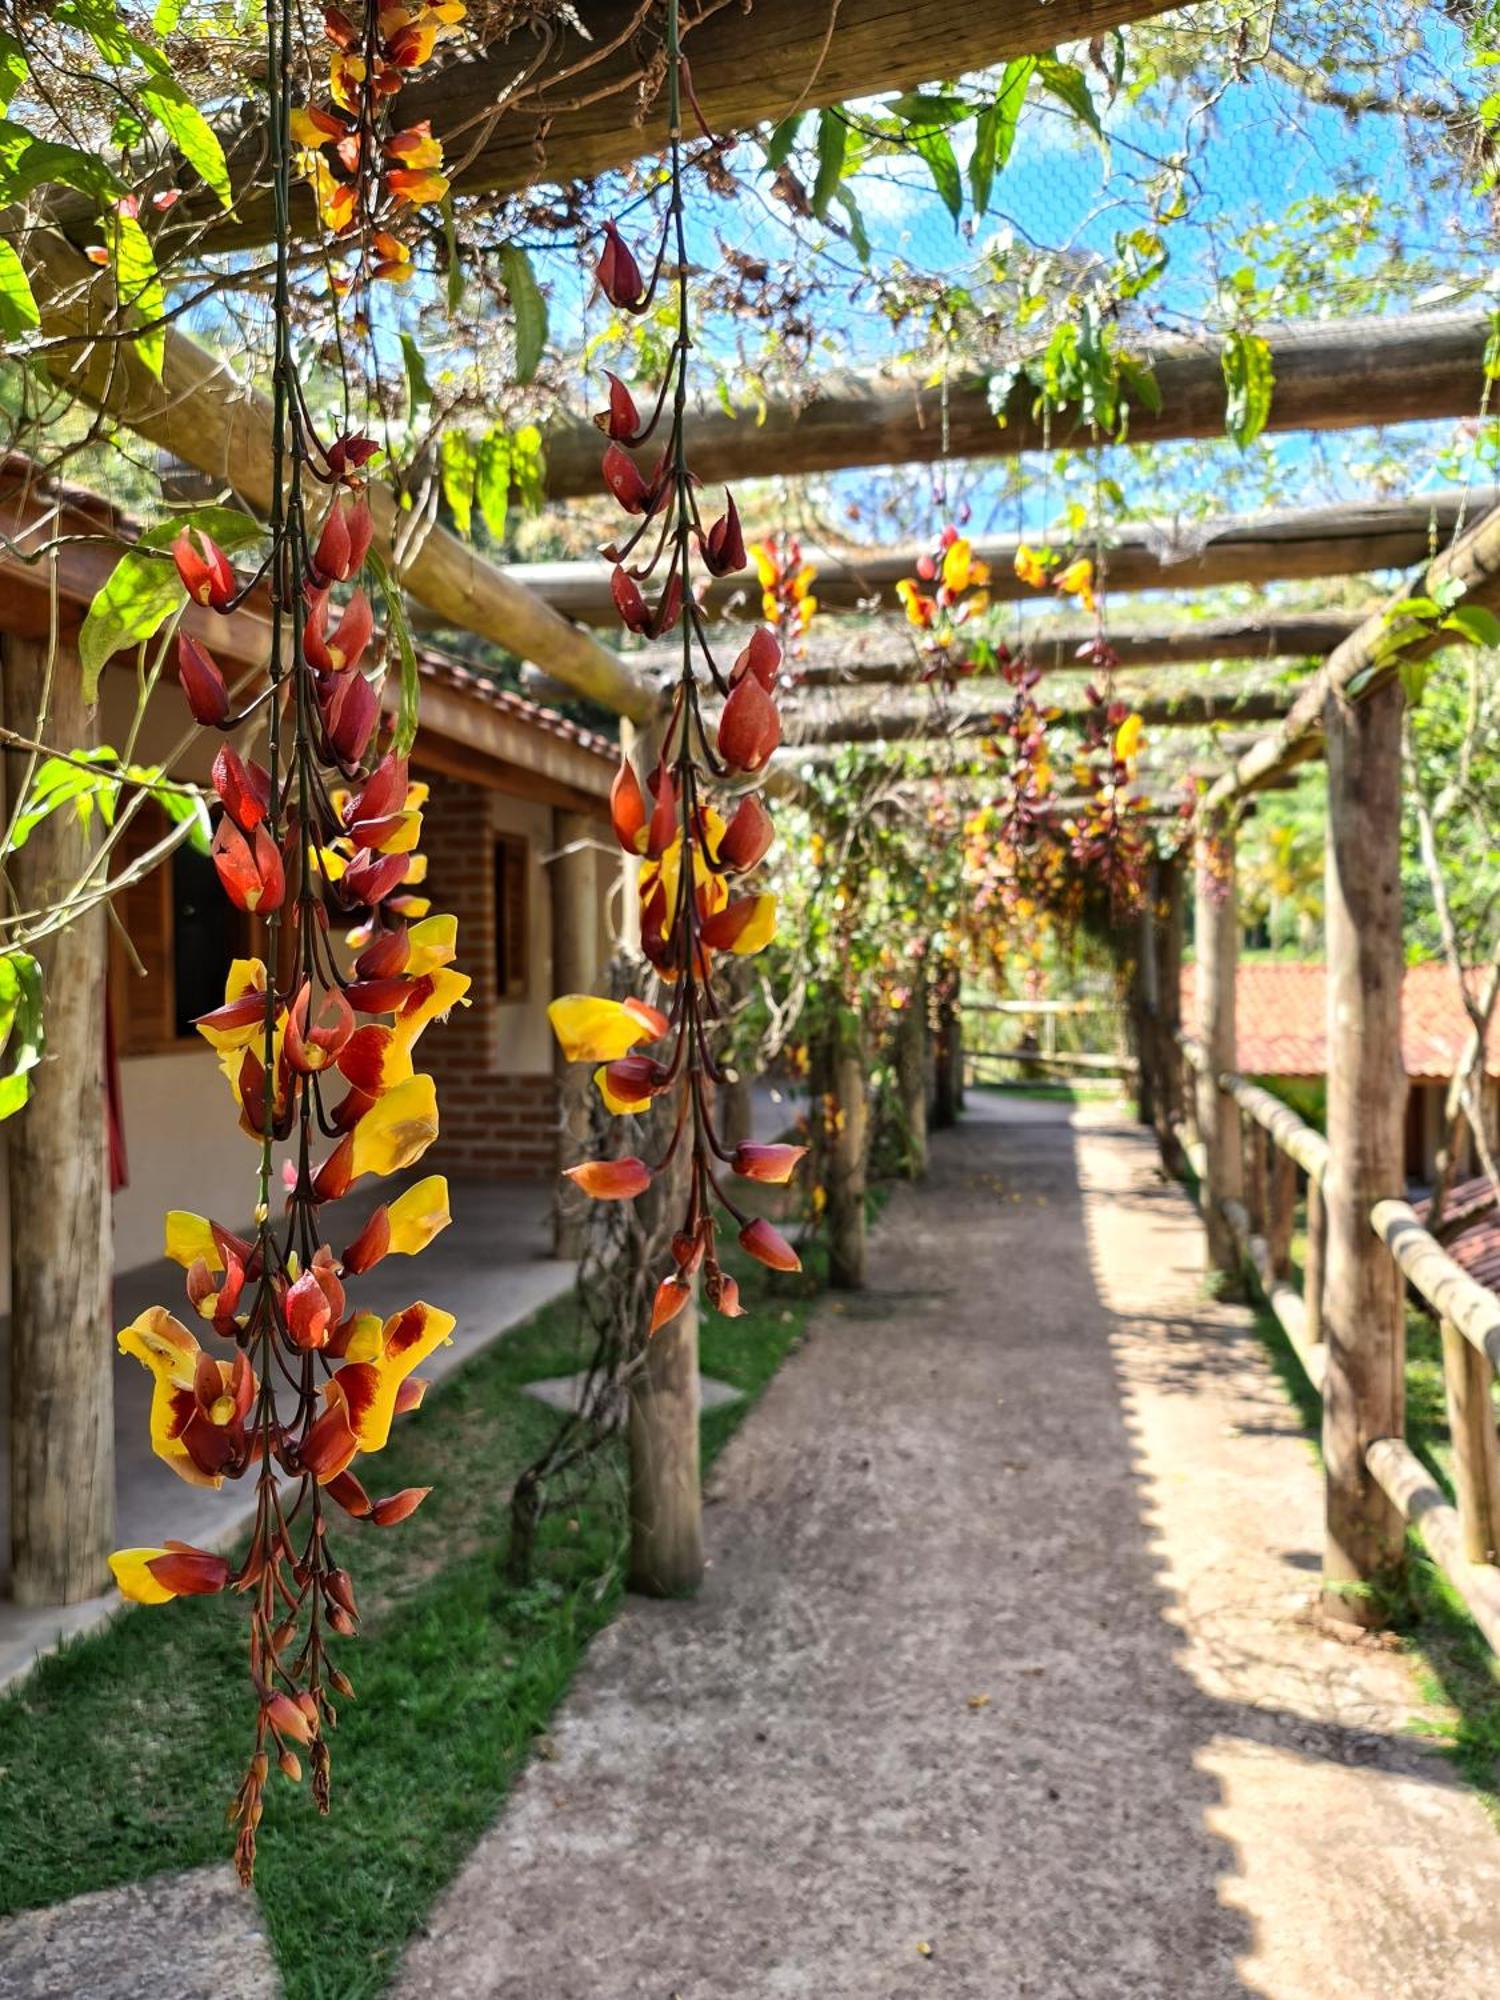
[1155,1015,1500,1654]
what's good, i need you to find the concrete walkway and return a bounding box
[392,1096,1500,1999]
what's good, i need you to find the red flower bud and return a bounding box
[731,1142,806,1185]
[648,569,683,638]
[343,847,409,908]
[265,1691,314,1745]
[212,745,271,830]
[323,668,380,764]
[594,370,645,443]
[177,632,229,726]
[705,1266,743,1317]
[172,529,235,609]
[733,627,782,691]
[646,764,677,858]
[563,1156,653,1200]
[649,1275,691,1334]
[285,1268,333,1350]
[145,1546,232,1597]
[370,1485,431,1526]
[602,1054,670,1102]
[610,757,648,853]
[597,220,646,311]
[717,672,781,772]
[212,817,285,914]
[611,565,650,632]
[739,1216,801,1273]
[355,926,410,980]
[602,443,650,514]
[325,431,378,481]
[702,491,746,577]
[718,794,775,872]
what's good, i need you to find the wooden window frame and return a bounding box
[494,832,530,1002]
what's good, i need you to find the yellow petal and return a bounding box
[393,968,471,1056]
[385,1174,452,1256]
[349,1073,439,1180]
[164,1211,221,1272]
[548,995,653,1062]
[729,893,778,956]
[340,1302,456,1456]
[117,1308,221,1489]
[109,1548,175,1605]
[594,1063,650,1115]
[1115,713,1144,762]
[941,538,972,593]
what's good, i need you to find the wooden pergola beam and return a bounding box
[542,312,1493,498]
[628,609,1371,690]
[779,684,1293,748]
[24,232,659,725]
[1205,496,1500,810]
[182,0,1185,250]
[514,488,1495,626]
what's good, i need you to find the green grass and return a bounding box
[0,1234,831,1998]
[969,1078,1126,1104]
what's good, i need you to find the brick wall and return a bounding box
[419,773,560,1179]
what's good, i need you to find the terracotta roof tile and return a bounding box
[1180,961,1500,1081]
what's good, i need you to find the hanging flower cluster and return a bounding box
[291,2,465,292]
[895,525,992,686]
[106,0,466,1884]
[1013,541,1097,614]
[751,534,818,659]
[548,12,804,1333]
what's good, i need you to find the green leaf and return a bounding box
[763,113,803,171]
[112,212,165,380]
[0,32,28,115]
[152,0,185,30]
[0,239,38,338]
[439,430,478,539]
[78,506,260,701]
[500,243,547,386]
[812,109,847,221]
[0,118,122,206]
[138,74,231,207]
[0,949,44,1123]
[1036,56,1103,143]
[1440,603,1500,648]
[474,426,511,542]
[890,91,968,129]
[509,424,546,513]
[441,196,464,315]
[833,185,870,264]
[1221,328,1274,448]
[368,549,420,758]
[400,330,431,412]
[913,128,962,223]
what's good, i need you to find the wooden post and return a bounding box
[828,1020,869,1289]
[1194,813,1242,1274]
[1132,874,1158,1130]
[550,809,601,1260]
[893,976,929,1179]
[1439,1318,1500,1564]
[1321,675,1407,1625]
[933,964,961,1129]
[1243,1116,1269,1239]
[623,709,703,1598]
[1155,854,1186,1174]
[1267,1146,1297,1281]
[4,637,114,1604]
[1304,1177,1327,1343]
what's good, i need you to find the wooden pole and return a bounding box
[4,637,114,1604]
[780,684,1293,751]
[1304,1177,1327,1345]
[1439,1318,1500,1564]
[550,809,600,1261]
[1320,674,1407,1625]
[1194,813,1242,1275]
[524,488,1494,627]
[1133,871,1159,1131]
[1154,854,1186,1176]
[893,978,930,1179]
[623,714,702,1597]
[828,1022,869,1291]
[539,315,1493,499]
[932,967,962,1131]
[1267,1147,1298,1282]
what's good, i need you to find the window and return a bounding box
[494,834,529,1001]
[111,802,252,1053]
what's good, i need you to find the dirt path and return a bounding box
[395,1097,1500,1999]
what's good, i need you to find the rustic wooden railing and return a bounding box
[1170,1031,1500,1652]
